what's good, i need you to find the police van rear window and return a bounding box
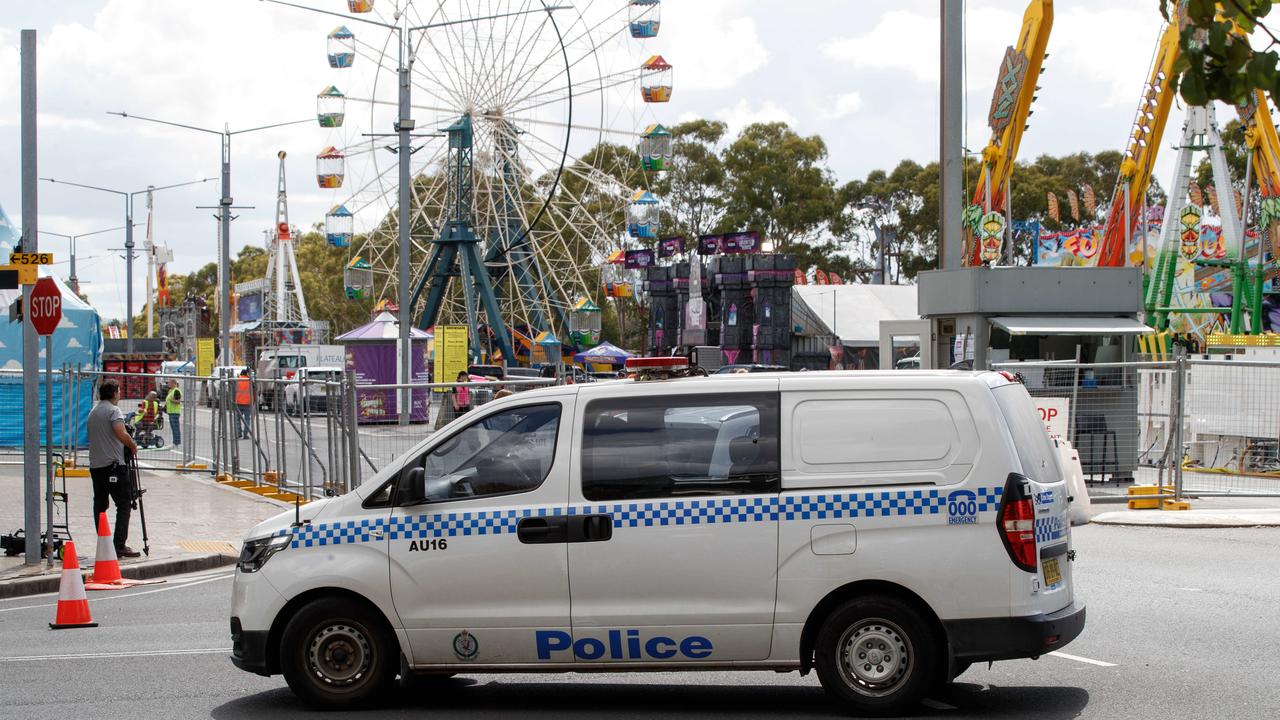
[993,385,1061,485]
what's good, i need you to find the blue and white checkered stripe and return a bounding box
[284,486,1006,549]
[580,496,779,527]
[1035,515,1067,544]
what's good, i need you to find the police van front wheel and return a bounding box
[814,596,937,717]
[280,597,396,709]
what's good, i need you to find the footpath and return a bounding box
[1089,495,1280,528]
[0,463,287,598]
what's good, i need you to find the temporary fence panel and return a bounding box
[1182,358,1280,497]
[997,356,1280,501]
[997,360,1161,486]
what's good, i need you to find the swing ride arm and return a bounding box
[1096,7,1179,267]
[962,0,1052,266]
[1240,89,1280,198]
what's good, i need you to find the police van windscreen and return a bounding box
[993,385,1061,485]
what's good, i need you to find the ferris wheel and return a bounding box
[291,0,674,359]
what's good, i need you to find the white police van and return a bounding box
[231,360,1083,715]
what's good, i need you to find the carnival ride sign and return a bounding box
[988,46,1028,134]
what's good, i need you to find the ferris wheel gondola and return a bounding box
[327,26,355,68]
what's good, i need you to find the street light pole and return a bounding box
[41,177,214,352]
[107,113,310,365]
[395,33,413,426]
[40,224,138,296]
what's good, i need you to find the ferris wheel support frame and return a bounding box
[410,114,518,364]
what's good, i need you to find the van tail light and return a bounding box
[997,473,1037,573]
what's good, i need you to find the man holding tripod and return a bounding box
[87,380,142,557]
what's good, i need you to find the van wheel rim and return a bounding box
[308,623,371,687]
[837,618,911,696]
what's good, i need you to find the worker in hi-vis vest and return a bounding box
[235,369,253,440]
[165,379,183,447]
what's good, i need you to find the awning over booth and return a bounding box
[336,311,431,342]
[573,341,632,365]
[991,316,1154,336]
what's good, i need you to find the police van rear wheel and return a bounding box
[280,597,395,709]
[814,596,936,717]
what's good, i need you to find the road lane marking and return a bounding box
[1048,651,1117,667]
[0,648,230,662]
[0,572,232,613]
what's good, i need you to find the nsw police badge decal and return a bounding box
[453,630,479,661]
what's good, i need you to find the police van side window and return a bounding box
[409,403,562,501]
[581,392,780,501]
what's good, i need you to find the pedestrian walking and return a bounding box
[165,379,183,447]
[434,371,472,430]
[452,370,472,418]
[235,369,253,439]
[87,380,142,558]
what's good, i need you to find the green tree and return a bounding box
[834,158,968,281]
[721,122,837,257]
[652,119,729,239]
[1168,0,1280,107]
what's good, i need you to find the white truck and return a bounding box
[255,345,345,410]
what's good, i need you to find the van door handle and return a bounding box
[517,517,568,544]
[567,514,613,543]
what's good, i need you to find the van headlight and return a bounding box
[237,534,292,573]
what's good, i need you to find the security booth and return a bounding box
[891,266,1152,481]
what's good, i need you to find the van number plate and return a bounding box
[1042,557,1062,587]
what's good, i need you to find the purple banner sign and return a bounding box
[624,248,656,269]
[346,341,430,423]
[698,234,722,254]
[658,236,686,258]
[721,231,761,254]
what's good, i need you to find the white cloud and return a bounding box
[821,5,1018,88]
[823,93,864,120]
[714,100,798,139]
[65,336,83,348]
[659,2,768,92]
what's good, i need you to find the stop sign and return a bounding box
[30,277,62,336]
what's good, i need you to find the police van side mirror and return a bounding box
[397,467,427,506]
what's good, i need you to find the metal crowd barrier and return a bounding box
[996,354,1280,502]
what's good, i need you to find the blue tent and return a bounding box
[0,270,102,448]
[572,341,633,366]
[0,203,17,249]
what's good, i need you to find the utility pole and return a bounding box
[108,114,309,365]
[41,178,213,353]
[40,225,136,297]
[940,0,964,270]
[396,35,413,426]
[20,29,40,565]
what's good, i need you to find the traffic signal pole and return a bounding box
[20,29,40,565]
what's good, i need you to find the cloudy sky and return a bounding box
[0,0,1210,321]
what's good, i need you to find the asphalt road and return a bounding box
[2,524,1277,719]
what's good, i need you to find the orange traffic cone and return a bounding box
[50,541,98,629]
[88,513,122,585]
